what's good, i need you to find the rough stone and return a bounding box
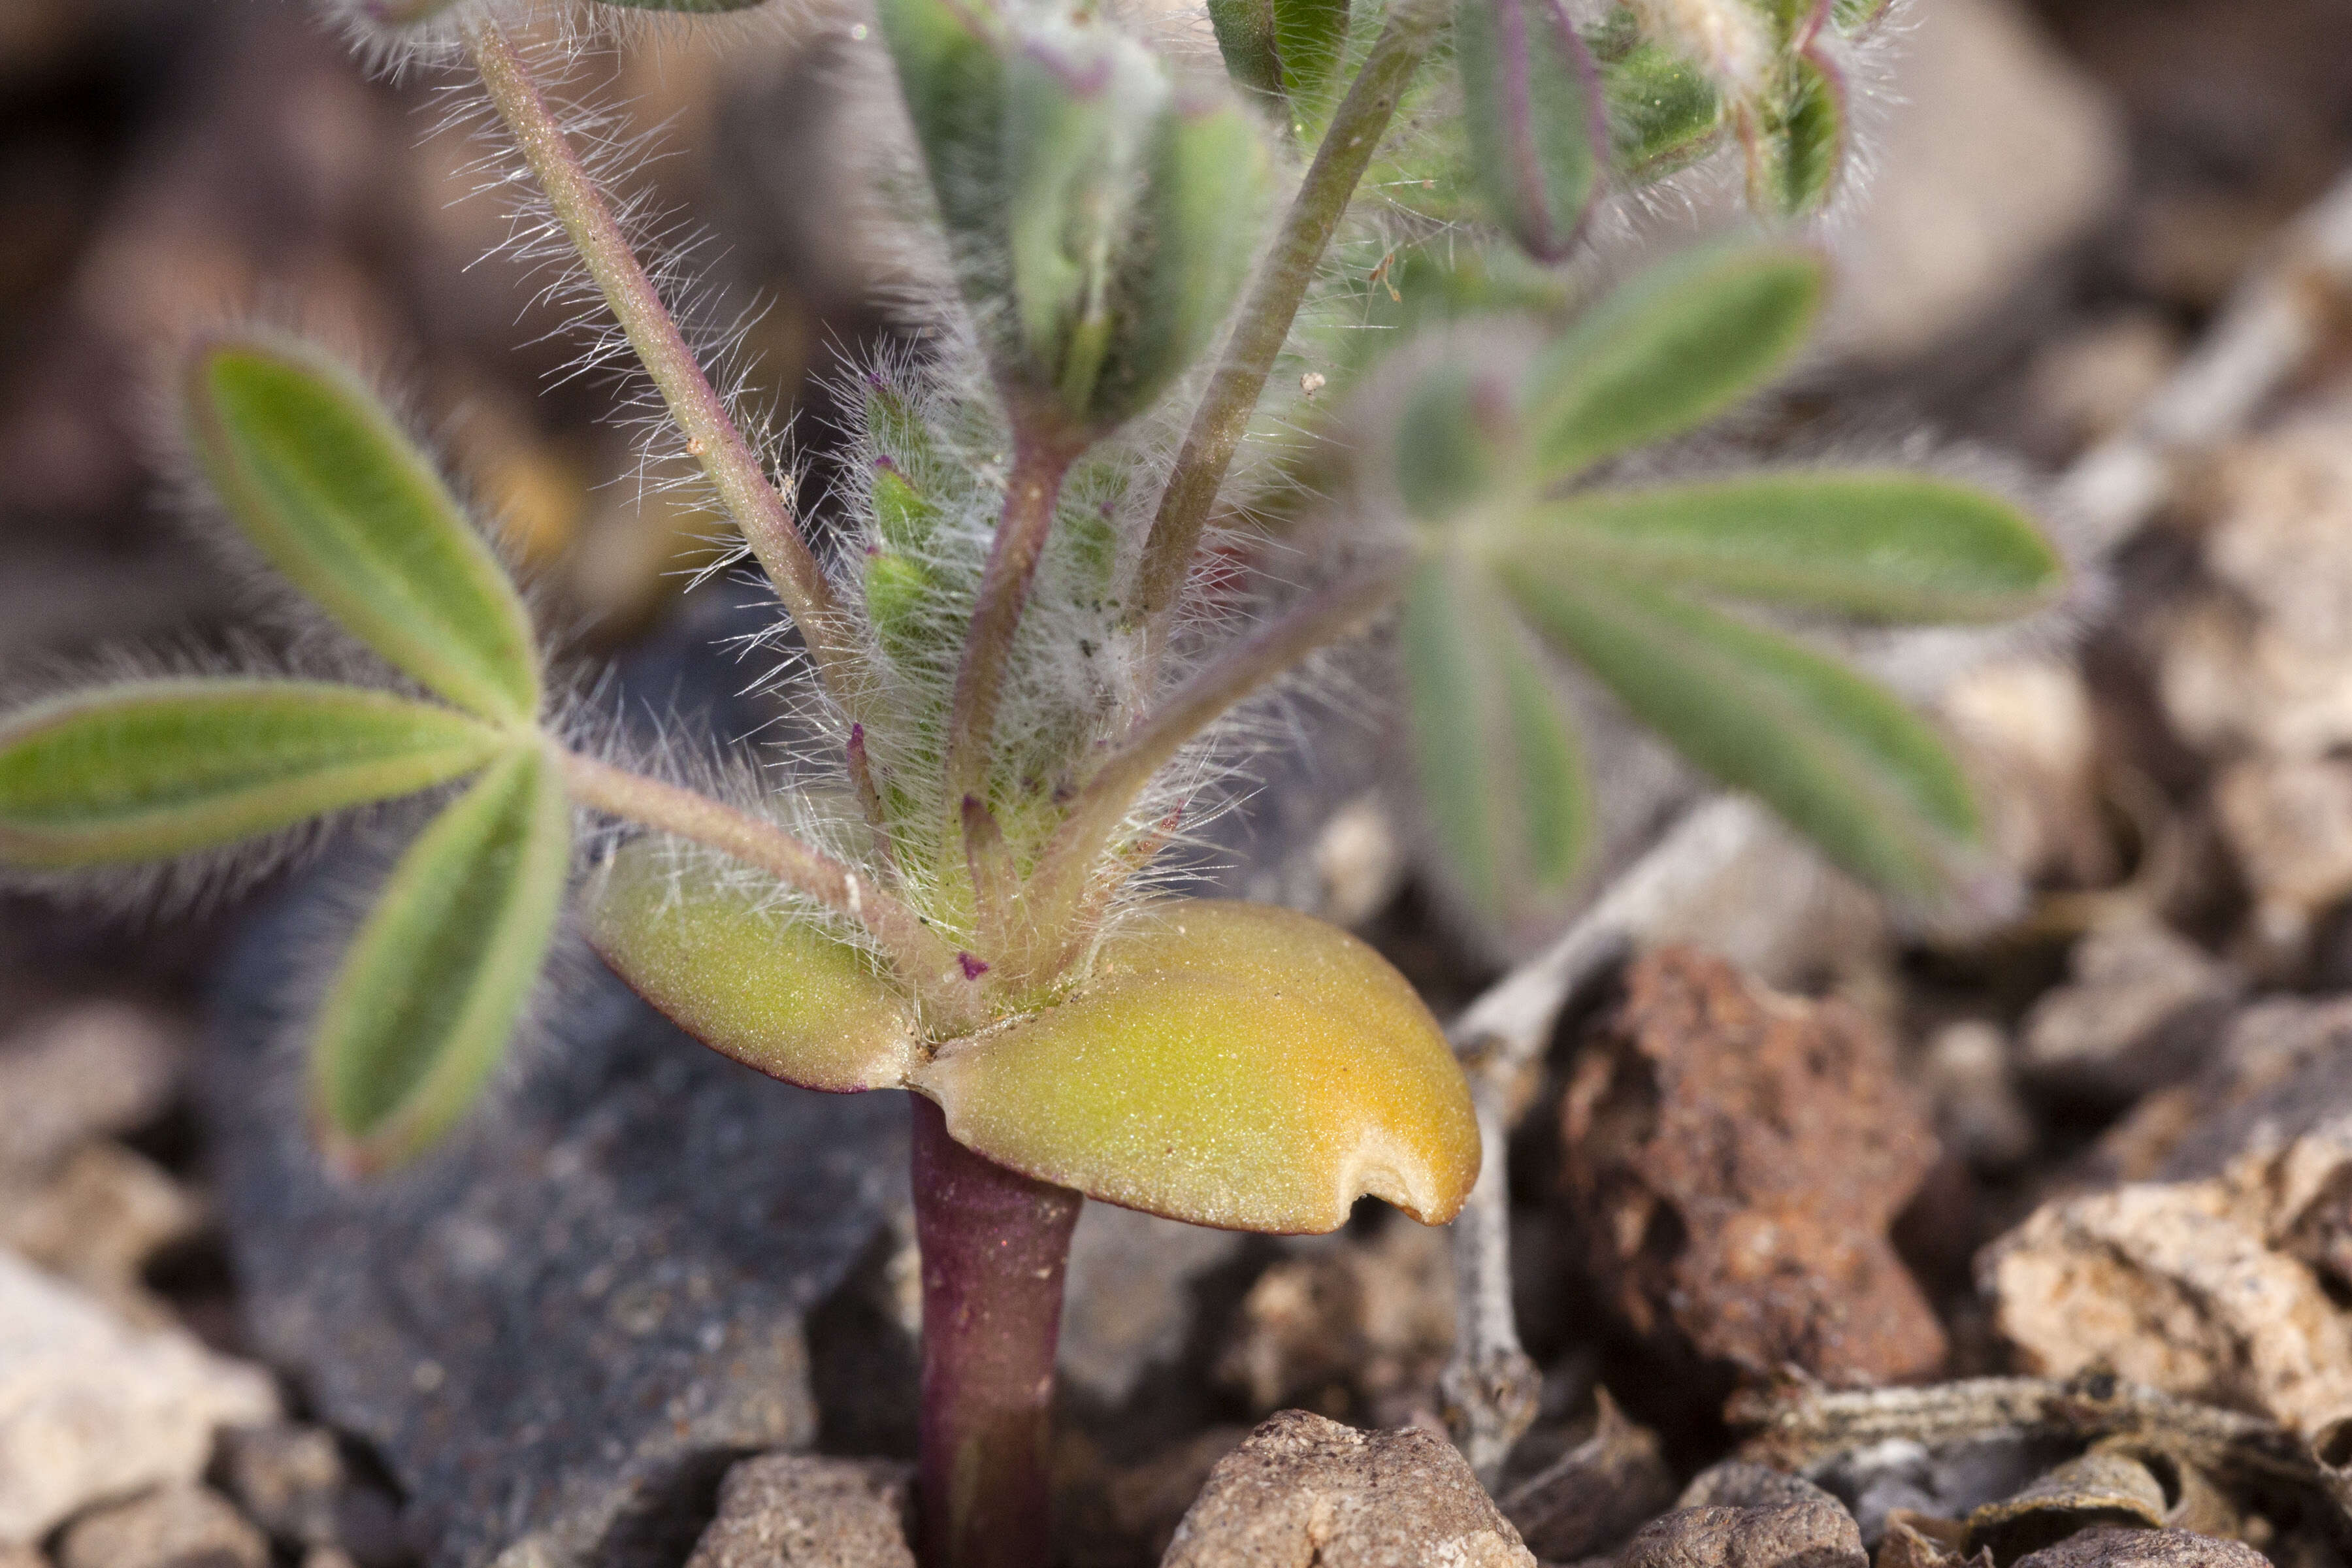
[1561,948,1946,1386]
[1158,1409,1535,1568]
[1059,1201,1245,1408]
[1497,1392,1676,1563]
[0,1002,182,1177]
[679,1456,913,1568]
[1876,1517,1990,1568]
[1821,0,2125,365]
[2016,919,2242,1100]
[0,1141,203,1327]
[54,1484,269,1568]
[1939,659,2114,891]
[212,1422,404,1564]
[1215,1220,1453,1427]
[1921,1022,2036,1173]
[2212,757,2352,962]
[204,883,906,1568]
[0,1251,278,1545]
[1615,1494,1865,1568]
[2094,996,2352,1183]
[2009,1527,2267,1568]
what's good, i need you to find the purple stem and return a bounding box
[911,1096,1084,1568]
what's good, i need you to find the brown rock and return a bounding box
[1215,1222,1453,1424]
[1876,1517,1988,1568]
[2010,1527,2266,1568]
[1561,949,1946,1385]
[0,1143,202,1328]
[2093,996,2352,1183]
[681,1455,913,1568]
[0,1544,48,1568]
[1965,1450,2169,1563]
[56,1484,269,1568]
[2213,757,2352,962]
[1615,1494,1865,1568]
[1158,1409,1534,1568]
[1498,1391,1676,1562]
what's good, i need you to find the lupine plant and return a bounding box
[0,0,2055,1563]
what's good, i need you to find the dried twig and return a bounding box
[1439,162,2352,1477]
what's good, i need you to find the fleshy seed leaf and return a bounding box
[586,838,917,1094]
[1524,242,1823,482]
[1516,472,2063,621]
[186,340,541,726]
[0,680,501,867]
[312,747,570,1172]
[1501,563,1978,892]
[913,900,1480,1233]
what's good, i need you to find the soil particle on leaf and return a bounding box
[1561,947,1948,1388]
[1158,1409,1535,1568]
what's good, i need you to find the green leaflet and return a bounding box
[1205,0,1349,114]
[1458,0,1605,264]
[1393,363,1512,521]
[186,341,540,727]
[1525,242,1823,480]
[311,748,570,1172]
[1206,0,1284,100]
[0,680,500,868]
[1744,51,1844,217]
[1400,558,1588,920]
[587,838,916,1094]
[1518,472,2063,621]
[877,0,1008,259]
[1501,563,1976,892]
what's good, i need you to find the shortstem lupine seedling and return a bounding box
[0,1,2055,1564]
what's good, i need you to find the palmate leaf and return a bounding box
[311,747,569,1173]
[186,341,541,727]
[1525,242,1823,482]
[1400,557,1589,919]
[1520,472,2063,621]
[586,838,917,1094]
[913,900,1478,1233]
[1500,562,1977,892]
[0,680,500,868]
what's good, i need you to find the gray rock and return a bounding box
[1058,1203,1244,1408]
[54,1484,269,1568]
[204,885,907,1568]
[1159,1409,1535,1568]
[1678,1463,1845,1515]
[1498,1392,1676,1563]
[2017,919,2242,1101]
[213,1422,406,1565]
[2010,1527,2267,1568]
[681,1456,913,1568]
[0,1252,278,1545]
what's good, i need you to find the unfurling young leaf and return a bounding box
[1501,562,1978,892]
[1399,558,1589,919]
[310,747,570,1173]
[586,839,915,1094]
[1595,25,1723,178]
[1205,0,1350,115]
[1519,472,2063,621]
[1524,241,1824,480]
[1742,50,1845,217]
[0,681,500,868]
[1458,0,1607,264]
[185,340,542,727]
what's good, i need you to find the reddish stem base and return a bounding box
[911,1096,1084,1568]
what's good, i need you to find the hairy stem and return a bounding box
[465,23,862,707]
[1130,0,1448,641]
[911,1097,1083,1568]
[1019,560,1407,983]
[558,748,956,987]
[943,436,1076,817]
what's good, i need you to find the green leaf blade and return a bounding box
[1524,472,2063,621]
[186,341,541,726]
[1526,243,1825,481]
[1400,558,1590,921]
[1501,564,1976,892]
[0,680,500,868]
[311,747,570,1172]
[1458,0,1605,264]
